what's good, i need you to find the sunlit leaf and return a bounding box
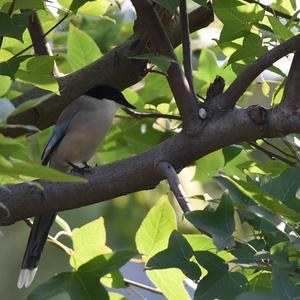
[67,24,102,71]
[135,196,177,258]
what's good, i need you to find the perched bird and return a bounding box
[17,85,135,288]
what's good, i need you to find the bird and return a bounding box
[17,85,135,288]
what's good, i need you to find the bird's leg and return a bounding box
[82,162,92,169]
[68,162,92,174]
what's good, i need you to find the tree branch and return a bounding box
[27,11,61,76]
[208,35,300,111]
[248,141,295,166]
[244,0,299,21]
[157,161,192,213]
[1,106,300,225]
[2,5,213,138]
[180,0,195,97]
[281,50,300,110]
[130,0,199,133]
[122,107,181,121]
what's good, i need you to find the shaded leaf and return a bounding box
[152,0,180,11]
[147,230,201,281]
[0,11,29,41]
[194,251,248,300]
[186,194,235,250]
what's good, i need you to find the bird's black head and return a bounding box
[85,85,136,109]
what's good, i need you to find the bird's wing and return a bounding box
[41,107,80,165]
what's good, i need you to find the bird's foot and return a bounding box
[69,162,92,175]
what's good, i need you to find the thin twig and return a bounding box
[180,0,195,97]
[0,0,16,49]
[124,278,163,295]
[9,13,69,61]
[248,141,295,166]
[262,138,295,158]
[122,107,181,121]
[244,0,299,21]
[146,68,167,77]
[157,161,212,237]
[282,138,300,163]
[24,218,74,256]
[157,161,192,213]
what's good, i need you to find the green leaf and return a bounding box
[16,56,59,94]
[76,0,111,16]
[194,149,224,182]
[0,155,87,183]
[14,0,45,10]
[29,251,135,299]
[186,194,235,250]
[225,176,300,222]
[0,11,29,41]
[228,33,267,65]
[0,55,32,79]
[262,166,300,215]
[11,93,54,116]
[146,269,190,300]
[223,145,243,165]
[268,16,293,40]
[0,133,26,159]
[215,176,300,249]
[147,230,201,281]
[100,271,125,288]
[193,0,207,5]
[194,251,248,300]
[213,0,264,43]
[70,0,95,13]
[272,268,299,300]
[135,196,177,258]
[130,54,175,74]
[71,217,111,269]
[152,0,180,11]
[27,269,109,300]
[237,292,277,300]
[67,24,102,71]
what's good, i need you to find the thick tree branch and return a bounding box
[180,0,195,97]
[131,0,199,133]
[1,106,300,225]
[27,11,61,76]
[2,5,213,138]
[281,50,300,110]
[208,35,300,111]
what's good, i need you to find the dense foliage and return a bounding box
[1,0,300,299]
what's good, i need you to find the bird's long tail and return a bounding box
[17,213,56,288]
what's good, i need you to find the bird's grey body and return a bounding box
[46,96,119,172]
[17,85,134,288]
